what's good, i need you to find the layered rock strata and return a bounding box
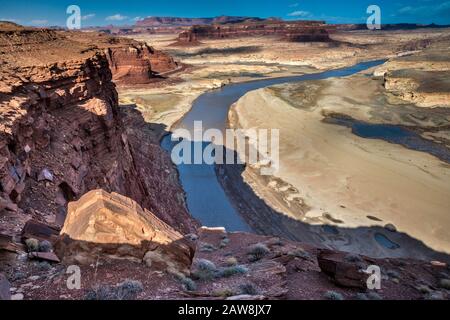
[0,26,196,240]
[56,189,194,272]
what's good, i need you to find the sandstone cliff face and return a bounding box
[382,50,450,108]
[56,189,194,272]
[104,42,178,84]
[0,28,196,238]
[176,20,332,45]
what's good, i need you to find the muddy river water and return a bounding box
[161,60,388,231]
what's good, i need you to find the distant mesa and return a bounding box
[173,20,333,46]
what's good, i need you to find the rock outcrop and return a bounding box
[175,20,332,45]
[378,48,450,108]
[104,40,178,84]
[55,189,194,272]
[0,26,196,242]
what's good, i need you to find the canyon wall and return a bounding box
[176,20,332,44]
[0,26,196,238]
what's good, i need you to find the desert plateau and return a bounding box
[0,1,450,306]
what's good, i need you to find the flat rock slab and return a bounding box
[21,219,60,243]
[317,250,366,289]
[28,251,60,263]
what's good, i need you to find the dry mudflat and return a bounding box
[228,43,450,257]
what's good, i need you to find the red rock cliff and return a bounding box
[0,27,196,237]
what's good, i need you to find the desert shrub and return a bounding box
[199,242,217,253]
[354,293,369,300]
[36,261,52,271]
[84,280,143,300]
[324,290,344,300]
[25,238,39,252]
[224,257,238,267]
[416,284,432,294]
[220,238,230,248]
[366,292,382,300]
[386,269,400,279]
[213,288,235,297]
[186,233,199,241]
[247,243,269,262]
[239,283,260,295]
[438,278,450,290]
[267,238,284,246]
[38,240,52,253]
[219,265,248,278]
[344,253,363,263]
[85,285,117,300]
[11,271,26,281]
[289,248,312,260]
[192,259,218,280]
[424,291,445,300]
[116,280,144,300]
[181,277,197,291]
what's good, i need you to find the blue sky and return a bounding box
[1,0,449,27]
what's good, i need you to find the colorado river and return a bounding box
[161,60,386,231]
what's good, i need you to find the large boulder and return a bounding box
[54,189,194,273]
[317,249,367,289]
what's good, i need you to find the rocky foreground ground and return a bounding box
[2,189,450,300]
[1,22,450,300]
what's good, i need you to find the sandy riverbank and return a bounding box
[117,29,448,139]
[228,66,450,256]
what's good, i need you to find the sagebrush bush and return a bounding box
[366,292,382,300]
[36,261,52,271]
[438,279,450,290]
[199,242,217,253]
[219,265,248,278]
[84,280,143,300]
[213,288,235,298]
[289,248,312,260]
[344,253,363,263]
[324,290,344,300]
[225,257,238,266]
[25,238,39,252]
[247,243,269,261]
[116,280,144,300]
[354,293,369,300]
[220,238,230,248]
[192,259,218,280]
[239,283,260,295]
[38,240,52,253]
[181,277,197,291]
[85,285,117,300]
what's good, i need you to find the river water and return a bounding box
[161,60,386,231]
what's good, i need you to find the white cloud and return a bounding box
[30,19,48,25]
[132,16,143,22]
[0,18,20,23]
[287,10,311,17]
[105,14,128,21]
[82,13,95,21]
[397,1,450,16]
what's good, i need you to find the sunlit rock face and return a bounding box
[56,189,194,272]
